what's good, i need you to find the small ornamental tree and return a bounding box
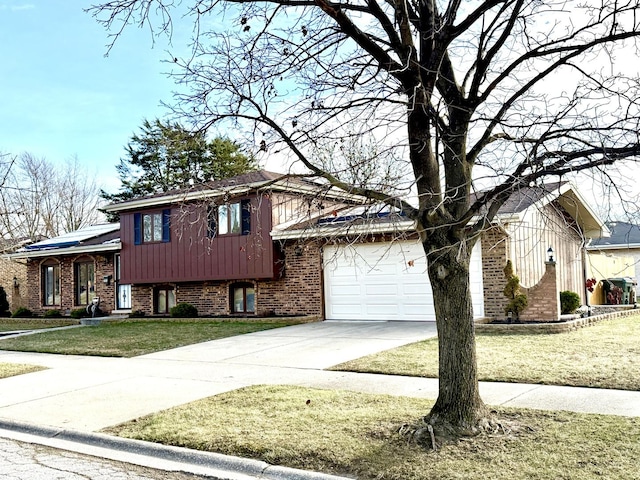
[503,260,528,322]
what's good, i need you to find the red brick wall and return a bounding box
[25,253,117,316]
[259,241,323,316]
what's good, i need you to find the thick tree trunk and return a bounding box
[425,242,488,434]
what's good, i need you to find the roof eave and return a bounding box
[104,179,367,213]
[271,220,416,240]
[555,183,610,239]
[7,242,121,260]
[586,243,640,251]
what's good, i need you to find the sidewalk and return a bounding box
[0,320,638,478]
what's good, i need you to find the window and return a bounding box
[42,262,60,306]
[209,200,251,237]
[144,213,163,242]
[231,283,255,314]
[134,209,171,244]
[155,286,176,314]
[75,260,96,306]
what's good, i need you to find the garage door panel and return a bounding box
[366,304,399,315]
[323,241,484,321]
[328,284,362,296]
[365,284,399,295]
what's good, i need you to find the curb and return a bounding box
[0,419,353,480]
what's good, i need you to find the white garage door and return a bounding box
[323,240,484,321]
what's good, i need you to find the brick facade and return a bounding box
[520,262,560,322]
[481,226,510,319]
[481,227,561,322]
[129,240,323,318]
[259,241,323,316]
[25,253,117,316]
[0,258,27,312]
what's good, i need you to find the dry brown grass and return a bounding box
[104,385,640,480]
[332,315,640,390]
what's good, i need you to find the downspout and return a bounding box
[581,238,591,316]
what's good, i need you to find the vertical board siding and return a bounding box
[119,196,275,284]
[509,202,585,300]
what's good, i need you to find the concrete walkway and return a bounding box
[0,320,638,478]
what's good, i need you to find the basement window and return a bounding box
[231,282,255,314]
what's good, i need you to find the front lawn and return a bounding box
[331,315,640,391]
[0,319,296,357]
[0,319,78,332]
[0,362,45,378]
[104,385,640,480]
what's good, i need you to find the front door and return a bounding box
[115,254,132,310]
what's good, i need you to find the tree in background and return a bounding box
[0,152,102,241]
[91,0,640,444]
[101,119,257,208]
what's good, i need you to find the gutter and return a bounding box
[586,243,640,251]
[7,242,121,260]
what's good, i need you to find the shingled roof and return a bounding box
[104,170,362,213]
[589,221,640,248]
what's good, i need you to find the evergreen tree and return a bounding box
[101,119,257,210]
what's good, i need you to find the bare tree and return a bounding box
[0,153,104,241]
[89,0,640,441]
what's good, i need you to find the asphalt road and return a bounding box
[0,436,212,480]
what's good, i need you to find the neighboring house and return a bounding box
[0,239,32,312]
[12,171,608,322]
[9,224,122,315]
[586,221,640,304]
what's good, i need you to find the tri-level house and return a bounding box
[11,171,609,322]
[101,170,361,317]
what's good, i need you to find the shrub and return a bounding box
[503,260,528,321]
[560,290,581,314]
[129,309,146,318]
[11,307,33,318]
[0,286,9,316]
[170,302,198,318]
[43,309,63,318]
[70,308,88,319]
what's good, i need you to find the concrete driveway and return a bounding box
[0,321,438,431]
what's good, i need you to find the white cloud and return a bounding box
[0,3,35,11]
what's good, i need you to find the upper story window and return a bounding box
[41,260,60,306]
[134,209,171,245]
[208,200,251,237]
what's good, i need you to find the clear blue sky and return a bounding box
[0,1,185,192]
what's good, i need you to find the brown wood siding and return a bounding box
[119,196,275,284]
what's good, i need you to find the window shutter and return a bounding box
[241,199,251,235]
[134,213,142,245]
[162,209,171,243]
[207,205,217,238]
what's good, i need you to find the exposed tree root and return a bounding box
[398,411,533,451]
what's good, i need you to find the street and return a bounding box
[0,436,210,480]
